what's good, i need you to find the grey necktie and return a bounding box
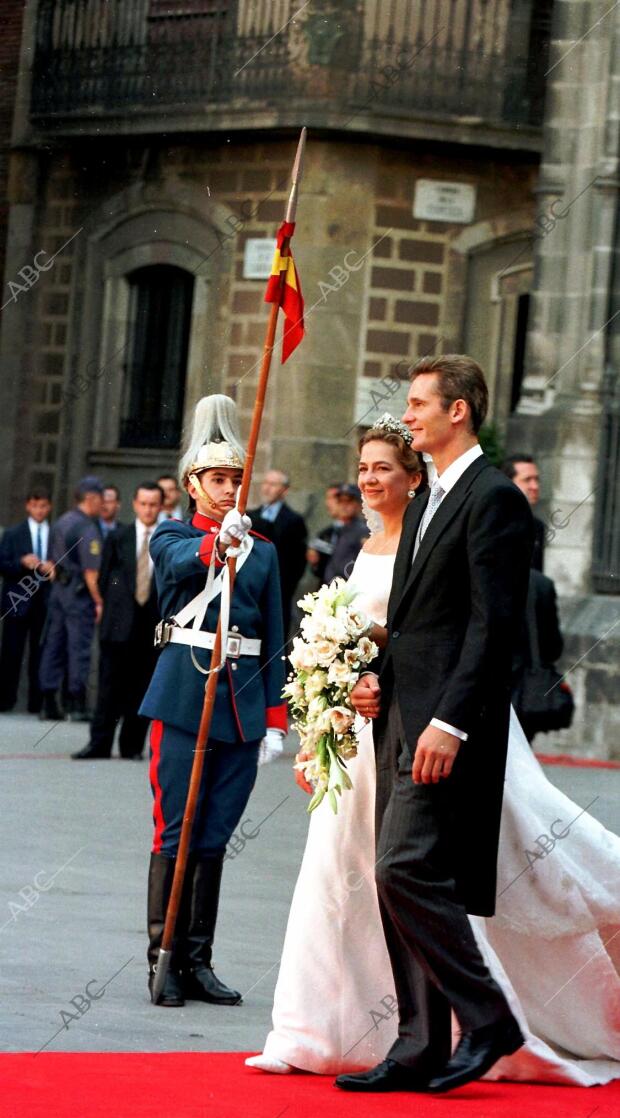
[135,529,152,605]
[413,478,444,560]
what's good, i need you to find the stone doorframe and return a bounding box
[60,180,236,495]
[448,208,535,419]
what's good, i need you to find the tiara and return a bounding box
[370,413,413,446]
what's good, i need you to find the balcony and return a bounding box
[29,1,552,149]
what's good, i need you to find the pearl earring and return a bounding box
[407,489,416,499]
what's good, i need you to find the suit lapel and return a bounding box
[20,520,33,555]
[393,456,490,619]
[388,493,427,623]
[121,525,137,594]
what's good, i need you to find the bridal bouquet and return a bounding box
[285,579,378,814]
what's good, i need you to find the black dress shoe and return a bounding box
[71,744,111,760]
[428,1016,524,1093]
[335,1059,430,1093]
[183,964,242,1005]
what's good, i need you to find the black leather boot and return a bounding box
[181,854,242,1005]
[39,691,64,721]
[147,853,185,1007]
[66,689,92,723]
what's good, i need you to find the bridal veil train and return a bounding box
[251,550,620,1085]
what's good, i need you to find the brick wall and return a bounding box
[10,136,537,510]
[0,0,26,289]
[28,162,81,494]
[364,164,451,383]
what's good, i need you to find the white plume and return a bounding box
[179,394,245,482]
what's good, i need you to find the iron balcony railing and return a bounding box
[30,0,552,132]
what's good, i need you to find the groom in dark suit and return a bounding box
[339,355,533,1094]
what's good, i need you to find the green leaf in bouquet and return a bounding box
[308,786,326,813]
[332,584,359,611]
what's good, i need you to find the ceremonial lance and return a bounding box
[151,127,307,1004]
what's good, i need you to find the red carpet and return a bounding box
[2,1053,619,1118]
[537,752,620,769]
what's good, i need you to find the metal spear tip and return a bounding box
[291,126,307,186]
[285,127,307,224]
[150,948,172,1004]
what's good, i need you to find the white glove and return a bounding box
[219,508,252,551]
[258,728,284,766]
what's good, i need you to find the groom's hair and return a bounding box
[410,354,488,434]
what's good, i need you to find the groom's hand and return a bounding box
[350,673,381,719]
[413,724,461,784]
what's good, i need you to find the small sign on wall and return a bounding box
[243,238,277,279]
[414,180,476,224]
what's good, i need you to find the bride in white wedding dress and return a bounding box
[247,420,620,1085]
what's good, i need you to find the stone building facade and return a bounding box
[0,0,618,756]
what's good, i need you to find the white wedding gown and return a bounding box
[257,551,620,1084]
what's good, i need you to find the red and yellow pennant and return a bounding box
[264,220,304,362]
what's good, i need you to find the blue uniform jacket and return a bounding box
[139,511,288,743]
[48,508,102,612]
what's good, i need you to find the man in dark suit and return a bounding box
[0,488,54,712]
[340,355,533,1095]
[99,484,122,540]
[307,482,343,584]
[512,567,564,743]
[249,469,307,637]
[501,454,545,570]
[323,483,368,584]
[72,481,163,760]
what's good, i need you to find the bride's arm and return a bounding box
[367,621,388,649]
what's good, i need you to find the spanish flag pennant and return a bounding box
[264,220,305,363]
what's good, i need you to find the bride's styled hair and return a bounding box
[358,427,428,491]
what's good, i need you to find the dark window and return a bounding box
[510,292,530,413]
[120,265,194,449]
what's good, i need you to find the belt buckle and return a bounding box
[226,634,242,658]
[154,620,174,648]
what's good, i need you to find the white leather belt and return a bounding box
[156,622,261,658]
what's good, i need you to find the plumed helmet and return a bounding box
[179,395,245,484]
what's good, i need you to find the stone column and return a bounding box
[511,0,620,597]
[508,0,620,758]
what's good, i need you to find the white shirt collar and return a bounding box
[28,518,49,554]
[28,517,49,534]
[435,444,483,495]
[135,518,154,540]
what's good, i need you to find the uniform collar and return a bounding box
[192,511,221,533]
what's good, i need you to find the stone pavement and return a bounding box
[0,713,618,1056]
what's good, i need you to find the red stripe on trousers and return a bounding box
[149,719,165,854]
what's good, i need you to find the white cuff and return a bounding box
[258,728,284,766]
[430,717,468,742]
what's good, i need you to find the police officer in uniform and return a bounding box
[140,396,287,1008]
[38,477,104,721]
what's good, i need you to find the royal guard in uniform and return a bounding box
[139,395,287,1008]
